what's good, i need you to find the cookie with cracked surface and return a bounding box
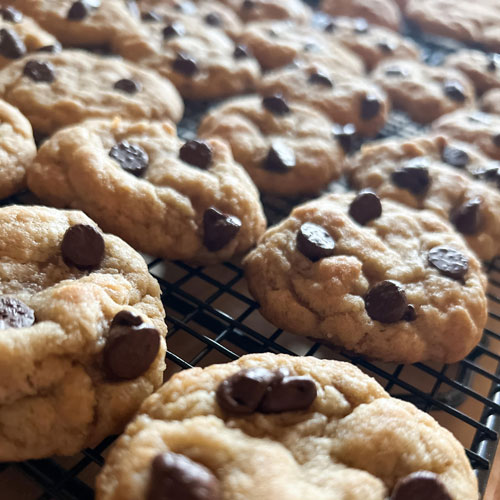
[95,353,479,500]
[320,0,402,31]
[0,49,183,134]
[198,95,346,196]
[218,0,311,24]
[347,134,500,260]
[372,59,475,124]
[257,60,389,137]
[28,119,266,264]
[0,98,36,199]
[0,205,167,461]
[244,194,487,363]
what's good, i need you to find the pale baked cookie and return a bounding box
[0,205,167,461]
[347,135,500,260]
[0,49,183,134]
[320,0,402,31]
[218,0,311,24]
[480,88,500,115]
[96,353,479,500]
[257,60,389,137]
[28,119,266,264]
[244,194,487,363]
[237,20,365,72]
[198,95,345,196]
[0,98,36,199]
[372,59,475,124]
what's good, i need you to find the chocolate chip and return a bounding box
[492,133,500,147]
[204,12,221,26]
[259,374,317,413]
[179,139,212,169]
[391,471,452,500]
[163,22,185,39]
[442,146,469,168]
[303,42,319,53]
[233,44,250,59]
[377,40,395,53]
[384,66,407,77]
[365,280,408,323]
[37,43,62,53]
[354,18,369,34]
[487,54,499,72]
[404,304,417,322]
[216,367,275,414]
[349,191,382,225]
[428,246,469,280]
[103,314,160,380]
[67,0,99,20]
[332,123,358,154]
[263,140,296,173]
[297,222,335,262]
[113,78,141,94]
[148,452,221,500]
[0,28,26,59]
[360,94,381,120]
[451,197,482,235]
[242,0,255,9]
[262,94,290,115]
[141,10,161,22]
[443,80,466,102]
[172,52,198,76]
[61,224,105,270]
[203,207,241,252]
[0,6,22,23]
[324,20,336,33]
[473,164,500,185]
[109,141,149,176]
[391,161,430,196]
[0,297,35,330]
[308,71,333,88]
[23,60,55,83]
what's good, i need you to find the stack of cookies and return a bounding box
[0,0,498,499]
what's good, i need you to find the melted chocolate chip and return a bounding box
[451,197,482,235]
[37,43,62,53]
[391,161,430,196]
[442,146,469,168]
[113,78,141,94]
[163,22,185,38]
[259,374,317,413]
[111,310,143,328]
[204,12,221,26]
[233,44,250,58]
[308,71,333,88]
[377,40,395,53]
[428,246,469,280]
[23,60,55,83]
[203,207,242,252]
[391,471,452,500]
[360,94,381,120]
[297,222,335,262]
[0,297,35,330]
[172,52,198,76]
[349,191,382,225]
[148,453,221,500]
[109,141,149,176]
[365,280,408,323]
[242,0,255,9]
[404,304,417,322]
[443,80,466,102]
[324,20,336,33]
[332,123,358,154]
[67,0,99,20]
[0,28,26,59]
[354,18,369,34]
[142,10,161,22]
[179,140,212,169]
[262,94,290,115]
[263,140,296,173]
[0,7,22,23]
[61,224,105,270]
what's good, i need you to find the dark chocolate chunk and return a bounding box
[263,140,295,173]
[204,12,221,26]
[441,146,469,168]
[364,280,408,323]
[0,297,35,330]
[297,222,335,262]
[391,161,430,196]
[61,224,105,270]
[443,80,466,102]
[428,246,469,280]
[110,310,143,328]
[242,0,255,9]
[308,71,333,88]
[37,43,62,53]
[23,60,55,83]
[233,44,250,58]
[163,22,185,39]
[451,197,482,235]
[109,141,149,176]
[391,471,452,500]
[172,52,198,76]
[349,191,382,225]
[324,20,336,33]
[354,17,369,34]
[377,40,395,53]
[487,54,500,72]
[203,207,241,252]
[67,0,99,20]
[262,94,290,115]
[179,139,212,169]
[0,28,26,59]
[492,133,500,147]
[404,304,417,322]
[360,94,381,120]
[141,10,161,21]
[113,78,141,94]
[332,123,358,153]
[259,374,317,413]
[0,6,22,23]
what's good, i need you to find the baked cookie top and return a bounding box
[96,353,478,500]
[198,94,346,196]
[243,193,487,363]
[218,0,311,24]
[372,58,475,123]
[0,205,167,461]
[0,49,183,134]
[480,88,500,115]
[28,118,266,264]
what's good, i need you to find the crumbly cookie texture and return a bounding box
[480,88,500,115]
[347,134,500,260]
[0,49,183,134]
[218,0,311,24]
[28,118,266,264]
[198,95,345,196]
[237,20,364,72]
[95,353,478,500]
[320,0,402,31]
[433,110,500,161]
[0,205,167,461]
[257,60,389,137]
[372,58,475,124]
[244,194,487,363]
[0,98,36,199]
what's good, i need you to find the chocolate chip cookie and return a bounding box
[0,49,183,135]
[372,59,475,123]
[347,134,500,260]
[0,205,167,461]
[198,95,346,196]
[480,88,500,115]
[257,60,389,137]
[28,119,266,264]
[96,353,479,500]
[244,193,487,363]
[218,0,311,24]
